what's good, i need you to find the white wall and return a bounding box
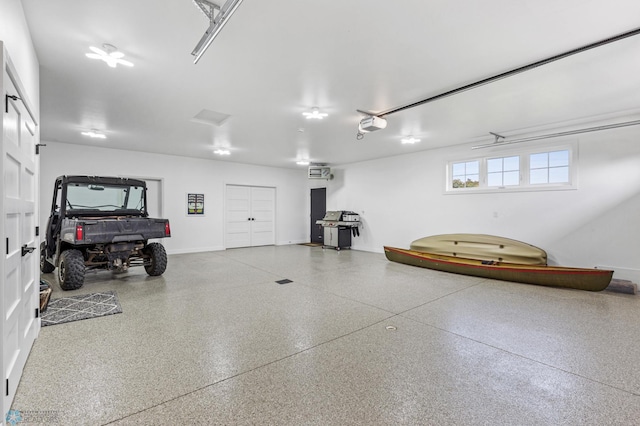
[324,126,640,282]
[40,142,309,254]
[0,0,39,113]
[7,0,638,282]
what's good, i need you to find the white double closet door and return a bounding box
[225,185,275,249]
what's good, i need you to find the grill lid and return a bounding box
[322,211,342,221]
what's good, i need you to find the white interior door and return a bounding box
[250,187,275,247]
[225,185,275,249]
[1,45,40,420]
[225,185,252,249]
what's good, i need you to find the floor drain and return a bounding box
[385,325,397,331]
[276,279,293,285]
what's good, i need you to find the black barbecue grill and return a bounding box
[315,211,361,250]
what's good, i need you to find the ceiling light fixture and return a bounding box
[401,136,420,144]
[302,107,328,120]
[81,129,107,139]
[214,149,231,155]
[296,160,310,166]
[192,0,244,64]
[85,44,133,68]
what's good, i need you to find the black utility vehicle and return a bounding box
[41,176,171,290]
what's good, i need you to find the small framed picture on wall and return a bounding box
[187,193,205,215]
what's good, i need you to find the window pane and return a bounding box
[452,162,465,175]
[466,161,479,174]
[549,150,569,167]
[504,156,519,171]
[466,175,479,187]
[66,183,144,213]
[487,172,502,186]
[530,153,548,169]
[487,158,502,173]
[549,166,569,183]
[452,160,480,188]
[530,168,548,184]
[504,171,519,186]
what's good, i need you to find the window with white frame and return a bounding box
[451,160,480,188]
[446,142,576,193]
[487,155,520,187]
[529,150,570,184]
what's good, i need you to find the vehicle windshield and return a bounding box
[65,182,145,215]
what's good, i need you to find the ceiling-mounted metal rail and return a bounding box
[193,0,220,23]
[366,26,640,118]
[471,119,640,149]
[191,0,243,64]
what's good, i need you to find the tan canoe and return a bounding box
[384,246,613,292]
[410,234,547,265]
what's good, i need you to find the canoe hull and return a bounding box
[410,234,547,265]
[384,246,613,291]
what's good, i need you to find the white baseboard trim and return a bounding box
[350,244,385,254]
[596,266,640,283]
[167,241,312,255]
[277,239,309,245]
[167,246,224,255]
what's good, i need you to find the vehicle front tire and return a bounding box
[144,243,167,276]
[58,249,85,290]
[40,243,55,273]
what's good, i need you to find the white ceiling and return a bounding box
[20,0,640,169]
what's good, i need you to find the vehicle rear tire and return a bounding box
[144,243,167,276]
[40,243,55,273]
[58,249,85,290]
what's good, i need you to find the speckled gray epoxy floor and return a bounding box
[11,245,640,425]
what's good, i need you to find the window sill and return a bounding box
[444,184,577,195]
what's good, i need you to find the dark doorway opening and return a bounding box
[310,188,326,243]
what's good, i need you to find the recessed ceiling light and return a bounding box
[86,44,134,68]
[401,136,420,144]
[302,107,328,120]
[296,160,310,166]
[81,129,106,139]
[214,149,230,155]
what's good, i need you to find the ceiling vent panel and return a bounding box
[191,109,231,126]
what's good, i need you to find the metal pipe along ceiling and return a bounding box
[365,26,640,118]
[471,119,640,149]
